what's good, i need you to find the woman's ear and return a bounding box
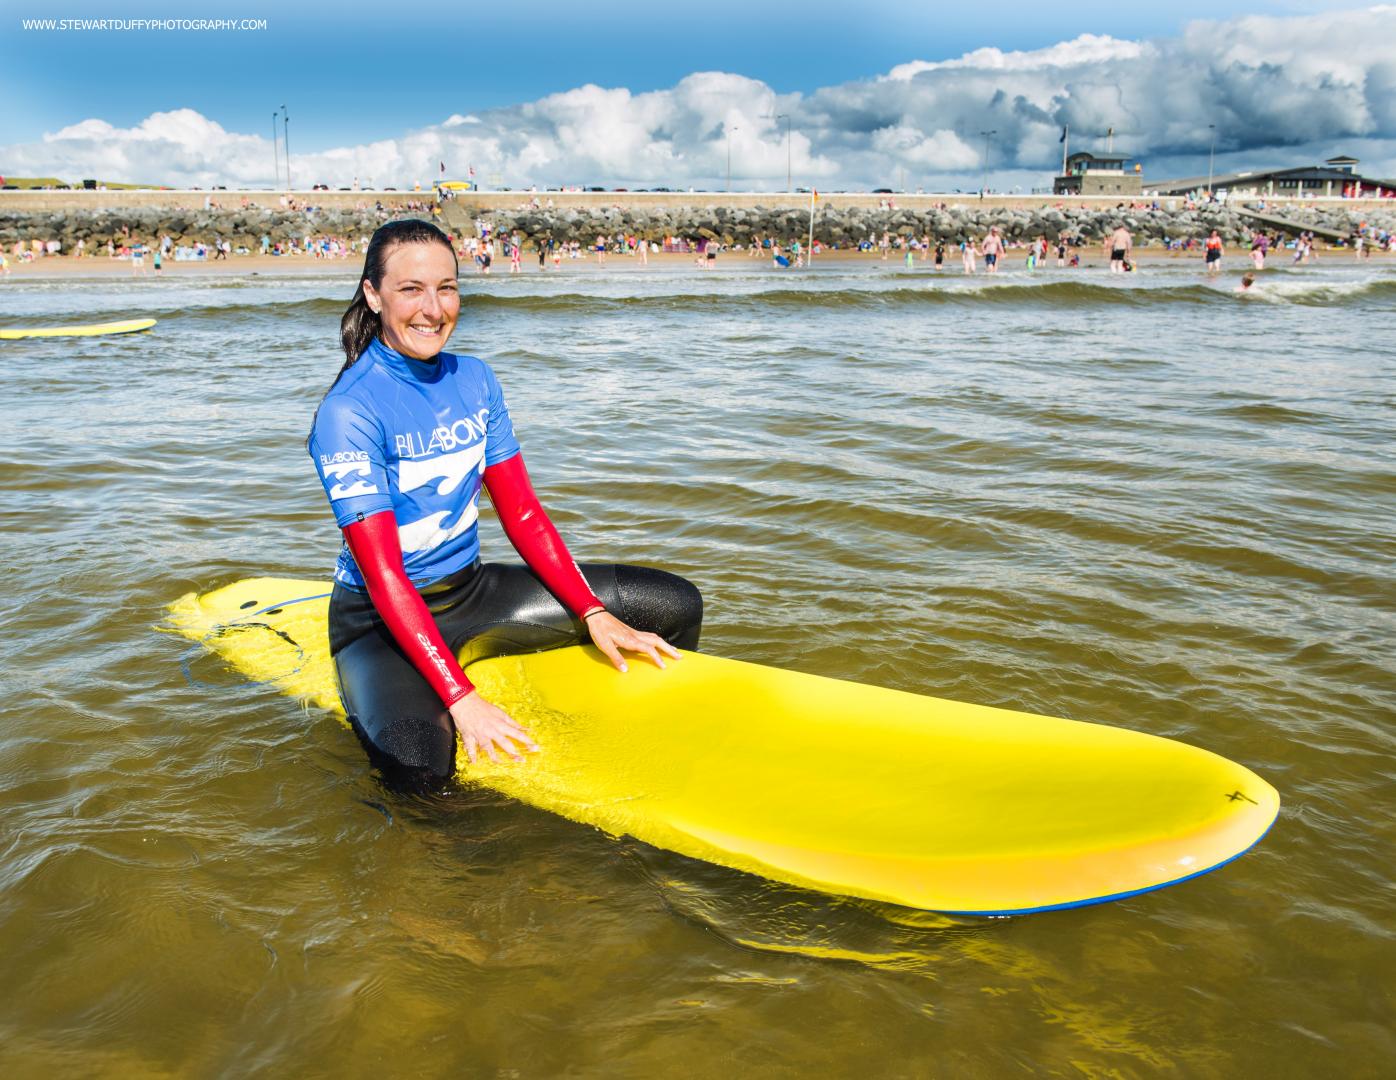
[361,279,382,314]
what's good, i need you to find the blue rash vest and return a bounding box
[309,336,521,589]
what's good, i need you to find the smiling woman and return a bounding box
[307,219,703,788]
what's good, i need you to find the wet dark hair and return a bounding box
[309,218,457,443]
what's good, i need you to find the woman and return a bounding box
[309,220,702,788]
[1204,230,1224,274]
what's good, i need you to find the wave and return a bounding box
[1238,276,1396,305]
[465,276,1396,313]
[126,274,1396,324]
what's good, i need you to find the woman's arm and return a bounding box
[343,511,473,706]
[483,453,681,673]
[343,511,536,763]
[482,453,605,619]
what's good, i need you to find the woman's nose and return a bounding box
[419,290,442,318]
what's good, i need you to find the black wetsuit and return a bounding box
[330,560,701,788]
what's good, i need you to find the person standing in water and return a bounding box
[1204,230,1224,274]
[308,220,701,787]
[1106,223,1132,274]
[961,237,978,274]
[981,227,1003,273]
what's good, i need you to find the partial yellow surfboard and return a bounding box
[0,318,156,339]
[167,577,1279,914]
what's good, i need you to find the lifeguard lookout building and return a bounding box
[1054,153,1144,196]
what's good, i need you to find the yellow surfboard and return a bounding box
[0,318,157,340]
[167,577,1279,914]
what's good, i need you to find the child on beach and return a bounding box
[961,238,978,274]
[934,241,944,270]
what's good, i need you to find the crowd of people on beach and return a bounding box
[4,210,1395,282]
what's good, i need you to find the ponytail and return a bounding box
[337,278,381,379]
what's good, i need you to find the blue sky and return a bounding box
[1,1,1361,148]
[3,2,1391,190]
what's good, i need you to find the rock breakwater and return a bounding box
[2,201,1391,254]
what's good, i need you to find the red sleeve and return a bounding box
[483,453,605,620]
[342,511,473,707]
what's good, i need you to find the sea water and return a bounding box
[1,259,1392,1075]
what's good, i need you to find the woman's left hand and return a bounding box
[584,611,682,673]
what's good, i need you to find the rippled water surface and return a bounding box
[2,259,1393,1077]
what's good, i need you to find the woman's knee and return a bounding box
[334,630,458,788]
[348,710,457,790]
[612,565,703,650]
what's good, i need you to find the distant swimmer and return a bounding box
[981,227,1003,273]
[1236,272,1256,294]
[934,240,945,270]
[1106,223,1132,274]
[1204,229,1224,274]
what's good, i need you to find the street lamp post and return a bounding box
[776,113,791,191]
[979,129,997,195]
[282,105,291,191]
[1207,123,1217,199]
[272,111,280,189]
[726,125,738,193]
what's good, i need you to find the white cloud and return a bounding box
[884,34,1148,80]
[4,7,1396,191]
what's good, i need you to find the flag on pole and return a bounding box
[812,189,819,200]
[1059,126,1067,143]
[439,161,446,175]
[468,163,475,178]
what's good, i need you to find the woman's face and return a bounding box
[362,241,459,360]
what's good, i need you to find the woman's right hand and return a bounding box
[448,692,538,764]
